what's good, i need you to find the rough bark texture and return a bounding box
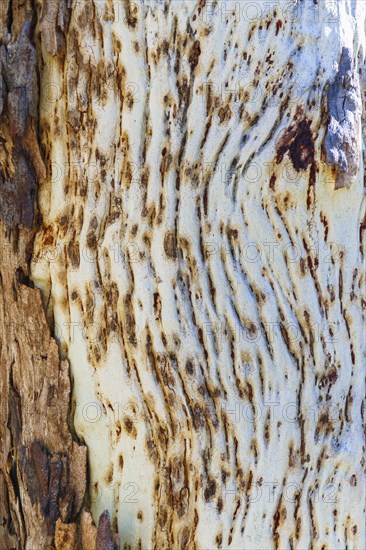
[0,2,118,549]
[2,0,366,549]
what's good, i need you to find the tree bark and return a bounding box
[1,0,366,549]
[0,1,117,549]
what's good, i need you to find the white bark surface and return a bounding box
[32,0,365,548]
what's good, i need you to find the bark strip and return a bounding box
[0,2,108,548]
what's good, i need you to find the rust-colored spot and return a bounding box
[269,174,276,191]
[276,20,283,35]
[189,40,201,71]
[218,105,232,124]
[123,416,137,438]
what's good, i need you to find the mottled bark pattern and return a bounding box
[31,0,366,548]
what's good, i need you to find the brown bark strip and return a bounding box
[0,2,110,548]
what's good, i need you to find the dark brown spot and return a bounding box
[276,119,315,172]
[164,232,177,259]
[189,40,201,71]
[276,20,283,35]
[185,361,194,375]
[204,478,216,501]
[67,240,80,268]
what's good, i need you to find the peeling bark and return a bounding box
[0,2,108,549]
[324,47,363,189]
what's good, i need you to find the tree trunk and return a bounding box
[1,0,365,548]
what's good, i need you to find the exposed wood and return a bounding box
[0,240,87,548]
